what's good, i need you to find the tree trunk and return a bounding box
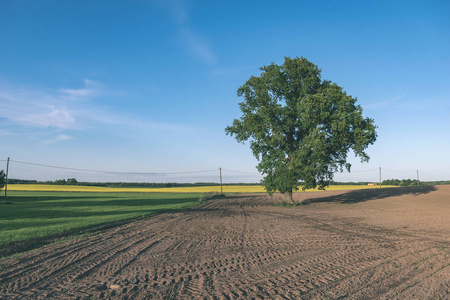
[284,190,293,203]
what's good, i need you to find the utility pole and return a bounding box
[417,170,420,186]
[379,167,381,188]
[219,167,223,194]
[5,157,9,200]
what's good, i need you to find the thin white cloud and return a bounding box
[0,80,196,138]
[59,79,101,101]
[20,106,75,129]
[363,94,406,110]
[44,134,74,145]
[163,0,217,64]
[178,28,217,64]
[0,80,100,130]
[0,129,11,136]
[87,110,196,133]
[166,0,189,24]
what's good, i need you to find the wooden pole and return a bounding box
[219,168,223,194]
[417,170,420,186]
[5,157,9,200]
[379,167,381,188]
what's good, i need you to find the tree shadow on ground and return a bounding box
[302,186,437,205]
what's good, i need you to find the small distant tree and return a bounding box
[54,179,67,185]
[226,57,377,202]
[399,179,413,187]
[0,170,5,190]
[66,178,78,186]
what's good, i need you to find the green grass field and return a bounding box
[0,191,204,247]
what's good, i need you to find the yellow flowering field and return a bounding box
[6,184,395,193]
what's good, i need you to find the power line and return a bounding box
[4,158,442,181]
[382,168,419,174]
[9,159,219,176]
[2,160,407,177]
[221,168,260,175]
[348,168,379,173]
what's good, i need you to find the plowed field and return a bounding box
[1,185,449,299]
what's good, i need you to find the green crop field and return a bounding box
[0,191,204,248]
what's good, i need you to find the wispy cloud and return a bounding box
[59,79,102,101]
[177,28,217,64]
[44,134,74,145]
[0,129,11,136]
[0,80,101,130]
[164,0,217,64]
[0,80,196,144]
[86,109,195,134]
[363,94,406,110]
[165,0,189,24]
[22,107,75,129]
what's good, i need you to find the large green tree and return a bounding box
[225,57,377,201]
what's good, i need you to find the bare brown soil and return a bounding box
[1,185,449,299]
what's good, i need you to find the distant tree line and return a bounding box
[381,179,450,186]
[8,178,79,186]
[382,179,418,186]
[329,181,370,186]
[7,178,450,188]
[419,180,450,186]
[7,178,260,188]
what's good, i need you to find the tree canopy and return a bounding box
[225,57,377,201]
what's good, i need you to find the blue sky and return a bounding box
[0,0,449,183]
